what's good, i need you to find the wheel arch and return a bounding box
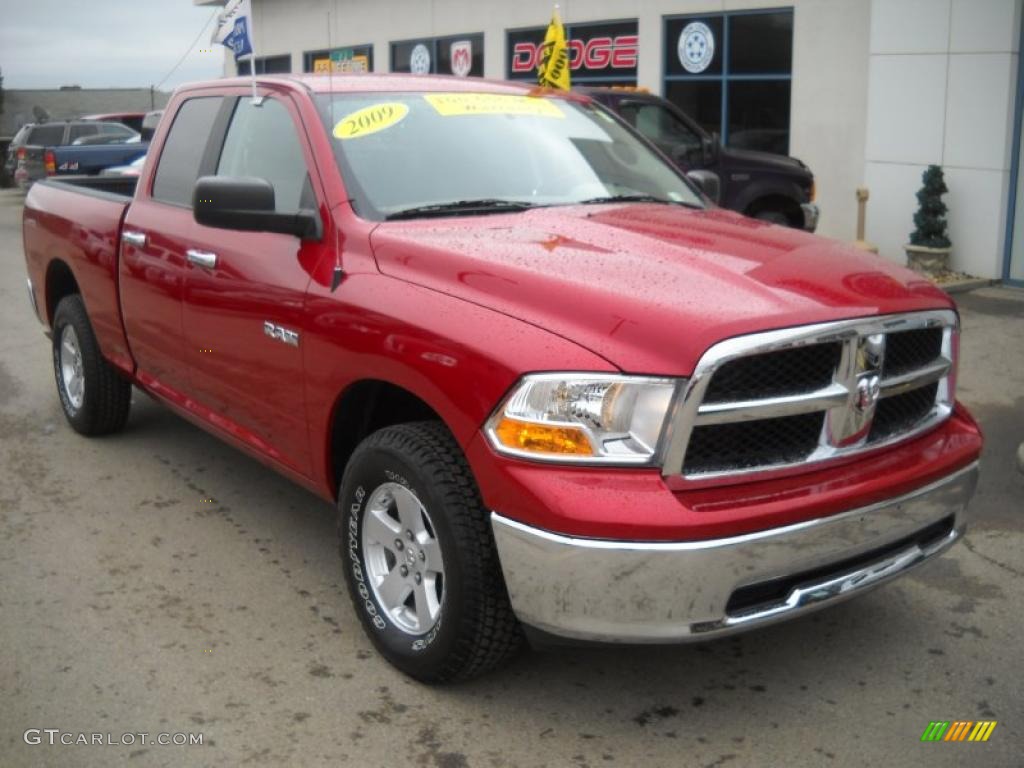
[744,192,804,227]
[327,378,450,497]
[45,258,80,326]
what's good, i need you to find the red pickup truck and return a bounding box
[23,75,982,682]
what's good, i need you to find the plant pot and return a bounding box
[904,244,951,276]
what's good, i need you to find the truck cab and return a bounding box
[581,87,818,231]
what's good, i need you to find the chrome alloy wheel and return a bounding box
[59,324,85,410]
[361,482,445,635]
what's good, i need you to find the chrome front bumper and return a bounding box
[491,462,978,643]
[801,202,820,232]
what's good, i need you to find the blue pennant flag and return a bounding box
[212,0,254,61]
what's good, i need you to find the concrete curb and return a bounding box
[940,278,998,295]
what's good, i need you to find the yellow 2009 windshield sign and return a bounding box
[333,103,409,140]
[424,93,564,118]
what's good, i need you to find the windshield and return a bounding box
[317,92,704,220]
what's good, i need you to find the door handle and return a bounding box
[122,230,147,248]
[186,249,218,270]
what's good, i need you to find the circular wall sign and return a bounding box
[410,43,431,74]
[678,22,715,73]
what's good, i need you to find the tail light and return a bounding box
[44,150,56,176]
[16,146,26,161]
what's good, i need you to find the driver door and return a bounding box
[180,94,329,476]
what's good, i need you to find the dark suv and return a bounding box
[581,88,818,231]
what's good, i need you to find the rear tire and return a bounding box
[338,421,522,682]
[52,295,131,435]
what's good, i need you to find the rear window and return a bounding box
[151,97,222,206]
[98,123,134,136]
[28,125,65,146]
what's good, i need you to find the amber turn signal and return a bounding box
[493,417,594,456]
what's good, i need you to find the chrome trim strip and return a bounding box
[662,310,958,485]
[879,358,951,397]
[696,383,848,424]
[26,277,42,324]
[801,202,820,232]
[491,461,978,643]
[121,230,147,248]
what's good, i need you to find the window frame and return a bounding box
[214,95,316,215]
[1003,15,1024,285]
[28,124,67,146]
[662,7,793,149]
[149,96,231,209]
[237,54,293,76]
[389,32,484,77]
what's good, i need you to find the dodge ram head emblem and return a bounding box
[855,374,881,413]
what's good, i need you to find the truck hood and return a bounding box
[722,147,810,177]
[369,204,952,375]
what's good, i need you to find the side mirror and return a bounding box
[686,169,721,205]
[192,176,321,240]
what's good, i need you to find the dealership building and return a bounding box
[199,0,1024,284]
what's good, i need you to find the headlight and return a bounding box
[485,374,681,464]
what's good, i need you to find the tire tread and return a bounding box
[53,295,131,435]
[342,421,523,682]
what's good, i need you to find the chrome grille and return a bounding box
[868,381,940,443]
[704,343,842,403]
[685,412,824,474]
[882,328,943,378]
[662,311,957,483]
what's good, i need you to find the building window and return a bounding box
[237,54,293,76]
[303,45,374,74]
[664,9,793,155]
[506,19,638,86]
[390,34,484,77]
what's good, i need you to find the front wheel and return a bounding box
[338,422,522,682]
[52,295,131,435]
[752,209,792,226]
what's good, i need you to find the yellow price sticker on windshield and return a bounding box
[334,102,409,140]
[423,93,564,118]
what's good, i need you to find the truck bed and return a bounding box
[23,178,137,374]
[51,143,148,177]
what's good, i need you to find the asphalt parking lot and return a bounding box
[0,187,1021,767]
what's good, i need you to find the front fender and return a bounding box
[302,272,616,497]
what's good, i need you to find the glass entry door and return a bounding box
[1008,24,1024,284]
[1009,120,1024,282]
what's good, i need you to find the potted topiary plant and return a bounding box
[905,164,952,275]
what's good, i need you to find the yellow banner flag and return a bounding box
[537,10,570,90]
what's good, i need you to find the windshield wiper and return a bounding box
[385,199,536,221]
[576,194,702,208]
